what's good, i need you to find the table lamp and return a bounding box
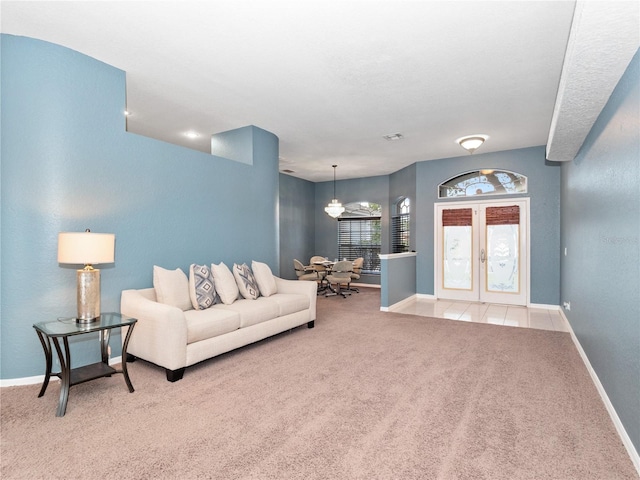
[58,230,115,323]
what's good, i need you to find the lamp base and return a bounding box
[77,268,101,323]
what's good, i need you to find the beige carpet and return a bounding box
[1,288,637,479]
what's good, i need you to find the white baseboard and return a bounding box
[351,282,380,289]
[0,356,124,388]
[416,293,436,301]
[560,309,640,476]
[529,302,561,311]
[381,293,421,312]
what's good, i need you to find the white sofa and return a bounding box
[121,273,316,382]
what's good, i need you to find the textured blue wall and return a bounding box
[415,147,561,304]
[1,35,279,379]
[380,254,417,308]
[560,49,639,452]
[279,173,316,280]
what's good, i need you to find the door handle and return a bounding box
[480,249,486,263]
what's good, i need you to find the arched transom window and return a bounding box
[438,170,527,198]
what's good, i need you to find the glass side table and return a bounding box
[33,312,137,417]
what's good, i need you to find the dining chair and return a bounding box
[293,259,318,282]
[309,255,329,290]
[325,260,353,298]
[347,257,364,293]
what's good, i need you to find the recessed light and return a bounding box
[383,133,404,141]
[185,131,200,139]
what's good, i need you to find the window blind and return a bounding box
[391,213,410,253]
[486,205,520,225]
[338,217,381,273]
[442,208,473,226]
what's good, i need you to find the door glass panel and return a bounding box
[486,224,519,293]
[443,226,473,290]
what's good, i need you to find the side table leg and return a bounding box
[35,330,53,398]
[100,329,111,365]
[52,337,72,417]
[121,323,136,393]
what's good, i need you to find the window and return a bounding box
[338,202,381,273]
[438,170,527,198]
[392,197,410,253]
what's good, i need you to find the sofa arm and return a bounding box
[273,276,317,321]
[120,289,188,371]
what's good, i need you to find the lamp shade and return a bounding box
[58,232,115,265]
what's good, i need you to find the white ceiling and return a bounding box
[1,1,638,182]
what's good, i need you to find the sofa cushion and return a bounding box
[211,262,239,305]
[269,293,310,317]
[184,308,241,344]
[233,263,260,300]
[213,297,279,328]
[251,261,278,297]
[153,266,192,311]
[189,264,216,310]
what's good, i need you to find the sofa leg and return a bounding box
[307,320,315,329]
[126,353,137,363]
[166,368,185,382]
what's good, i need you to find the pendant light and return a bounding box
[324,165,345,218]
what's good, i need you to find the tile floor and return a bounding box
[392,298,568,332]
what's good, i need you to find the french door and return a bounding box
[435,199,529,306]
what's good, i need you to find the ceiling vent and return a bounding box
[383,133,404,141]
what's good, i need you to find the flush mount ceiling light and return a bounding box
[184,131,200,139]
[324,165,345,219]
[456,134,489,154]
[383,133,404,141]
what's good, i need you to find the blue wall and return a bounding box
[415,147,562,304]
[380,253,417,308]
[279,173,315,280]
[560,49,640,452]
[1,35,279,379]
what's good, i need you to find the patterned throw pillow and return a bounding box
[189,264,216,310]
[233,263,260,300]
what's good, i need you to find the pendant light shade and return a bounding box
[325,165,345,218]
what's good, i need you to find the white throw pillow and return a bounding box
[210,262,239,305]
[251,261,277,297]
[153,265,192,311]
[189,264,216,310]
[233,263,260,300]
